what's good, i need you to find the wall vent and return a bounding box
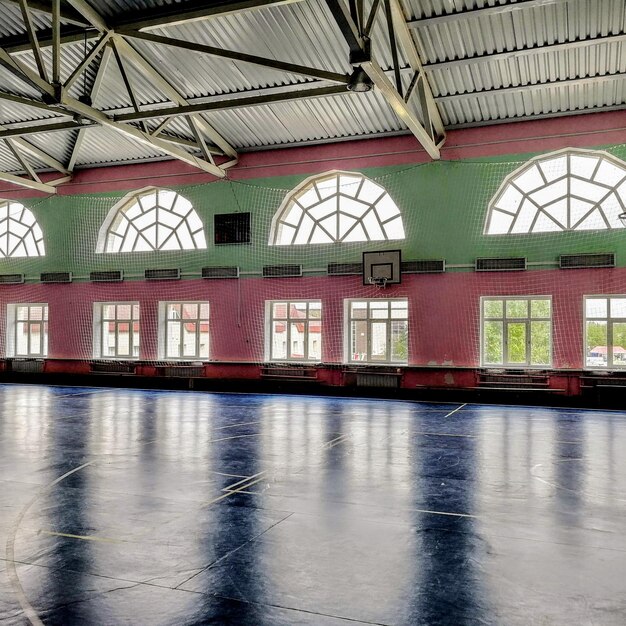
[559,253,615,269]
[90,361,136,374]
[476,257,526,272]
[90,270,123,282]
[356,372,401,388]
[0,273,24,284]
[162,366,205,377]
[262,264,302,278]
[202,266,239,279]
[402,260,445,274]
[41,271,72,283]
[145,268,180,280]
[11,359,44,373]
[328,262,362,276]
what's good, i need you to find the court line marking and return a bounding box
[208,433,261,443]
[321,434,349,449]
[202,476,268,507]
[37,531,126,544]
[6,461,94,626]
[444,403,467,418]
[213,420,261,431]
[222,471,267,492]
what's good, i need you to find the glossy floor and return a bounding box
[0,384,625,625]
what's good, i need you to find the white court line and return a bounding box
[444,403,467,418]
[6,461,94,626]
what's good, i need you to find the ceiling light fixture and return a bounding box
[619,212,626,226]
[347,67,373,93]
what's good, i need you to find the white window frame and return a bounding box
[0,200,45,257]
[6,303,48,357]
[344,298,408,365]
[265,300,322,362]
[93,302,140,360]
[158,301,210,360]
[584,295,626,369]
[480,296,552,368]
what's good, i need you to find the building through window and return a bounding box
[267,301,321,361]
[161,302,210,360]
[6,304,48,357]
[96,187,206,253]
[585,296,626,368]
[93,302,140,359]
[346,299,408,364]
[485,149,626,234]
[0,200,45,257]
[481,297,551,367]
[269,171,405,245]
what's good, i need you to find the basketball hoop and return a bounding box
[367,276,388,289]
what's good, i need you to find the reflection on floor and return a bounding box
[0,384,625,625]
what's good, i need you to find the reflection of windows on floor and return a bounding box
[481,297,551,367]
[266,301,321,361]
[6,303,48,356]
[93,302,140,359]
[346,299,408,364]
[160,302,210,360]
[584,296,626,369]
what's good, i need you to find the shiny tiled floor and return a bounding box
[0,384,625,625]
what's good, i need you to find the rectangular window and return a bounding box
[266,301,321,361]
[346,299,408,364]
[481,296,551,368]
[161,302,210,360]
[6,304,48,357]
[584,296,626,368]
[94,302,139,359]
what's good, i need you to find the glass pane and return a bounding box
[182,303,198,319]
[351,320,367,361]
[16,321,29,355]
[30,306,43,321]
[272,321,287,360]
[610,298,626,318]
[167,321,181,358]
[168,303,181,319]
[507,323,526,364]
[117,304,131,320]
[132,324,140,357]
[16,306,28,321]
[370,301,389,319]
[43,306,48,321]
[30,323,41,355]
[183,322,197,357]
[102,304,115,320]
[133,304,140,319]
[530,321,550,365]
[289,322,305,358]
[308,324,321,360]
[199,303,209,319]
[43,321,48,356]
[291,302,307,319]
[586,298,607,318]
[506,300,528,318]
[351,302,367,319]
[531,299,551,318]
[370,322,388,361]
[199,323,210,359]
[391,301,408,319]
[391,320,408,362]
[273,302,287,319]
[586,321,607,366]
[612,322,626,366]
[483,321,503,364]
[309,302,321,318]
[484,300,503,318]
[103,322,115,356]
[117,322,130,356]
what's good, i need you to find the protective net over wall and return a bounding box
[1,143,626,371]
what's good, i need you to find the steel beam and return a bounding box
[0,120,89,138]
[0,169,56,192]
[3,0,90,27]
[17,0,48,82]
[323,0,365,58]
[63,32,111,90]
[11,137,70,173]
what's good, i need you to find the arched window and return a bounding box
[0,200,45,257]
[269,171,405,245]
[485,149,626,234]
[97,187,206,253]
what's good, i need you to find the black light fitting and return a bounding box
[347,67,373,93]
[619,212,626,226]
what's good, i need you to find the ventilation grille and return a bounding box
[162,366,205,378]
[262,264,302,278]
[202,266,239,279]
[0,273,24,284]
[11,359,44,373]
[559,253,615,269]
[328,262,362,276]
[90,361,136,374]
[41,272,72,283]
[402,260,445,274]
[90,270,123,282]
[145,268,180,280]
[476,257,526,272]
[356,373,401,388]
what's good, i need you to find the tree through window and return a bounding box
[0,200,45,257]
[269,171,405,245]
[97,187,207,253]
[485,149,626,234]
